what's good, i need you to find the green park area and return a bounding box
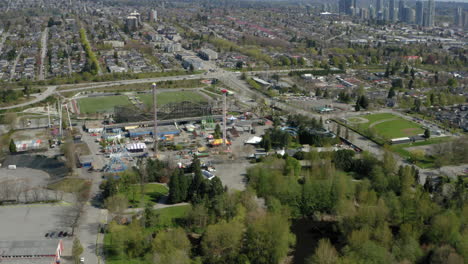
[122,184,169,207]
[350,113,424,140]
[389,136,453,168]
[77,91,207,114]
[139,91,207,107]
[78,95,130,114]
[104,205,191,264]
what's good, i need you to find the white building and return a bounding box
[199,48,218,60]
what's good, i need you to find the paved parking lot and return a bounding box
[0,204,73,241]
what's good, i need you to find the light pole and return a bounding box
[152,83,158,157]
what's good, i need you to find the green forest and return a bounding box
[100,111,467,264]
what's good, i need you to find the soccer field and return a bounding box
[78,95,131,114]
[139,91,207,106]
[351,113,424,139]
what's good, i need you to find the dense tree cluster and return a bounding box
[168,157,224,204]
[247,148,467,263]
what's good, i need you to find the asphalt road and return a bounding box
[38,28,48,81]
[76,127,107,264]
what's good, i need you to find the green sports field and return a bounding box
[139,91,207,107]
[351,113,424,139]
[77,91,207,114]
[78,95,131,114]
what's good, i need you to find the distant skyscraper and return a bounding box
[398,0,405,21]
[416,0,424,25]
[339,0,346,14]
[340,0,357,15]
[369,5,376,19]
[428,0,435,27]
[376,0,384,20]
[455,7,463,27]
[403,7,415,23]
[389,0,396,22]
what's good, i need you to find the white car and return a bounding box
[80,257,84,263]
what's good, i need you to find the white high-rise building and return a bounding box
[149,10,158,22]
[427,0,435,27]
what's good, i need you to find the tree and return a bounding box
[261,131,272,152]
[105,194,129,216]
[169,170,182,203]
[9,139,16,153]
[424,128,431,139]
[72,238,84,264]
[358,95,369,109]
[447,78,457,88]
[62,136,76,170]
[152,228,191,264]
[306,239,338,264]
[201,220,244,263]
[244,212,295,264]
[355,100,361,111]
[387,87,396,99]
[214,124,222,139]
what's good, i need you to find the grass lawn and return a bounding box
[122,184,169,207]
[151,205,191,230]
[372,119,424,139]
[353,113,424,139]
[139,91,207,107]
[78,95,131,114]
[48,178,89,193]
[390,136,453,168]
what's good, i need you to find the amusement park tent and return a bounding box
[126,143,147,152]
[210,139,231,146]
[244,136,262,145]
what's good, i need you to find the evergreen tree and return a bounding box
[385,64,390,77]
[355,99,361,111]
[189,157,205,203]
[387,87,396,98]
[169,170,181,203]
[261,132,272,152]
[404,65,409,74]
[359,95,369,109]
[424,128,430,139]
[9,139,16,153]
[214,124,222,139]
[179,170,189,202]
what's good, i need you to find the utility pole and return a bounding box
[58,98,62,138]
[47,103,51,128]
[65,104,72,130]
[221,89,228,147]
[152,83,158,157]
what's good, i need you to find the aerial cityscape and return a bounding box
[0,0,467,263]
